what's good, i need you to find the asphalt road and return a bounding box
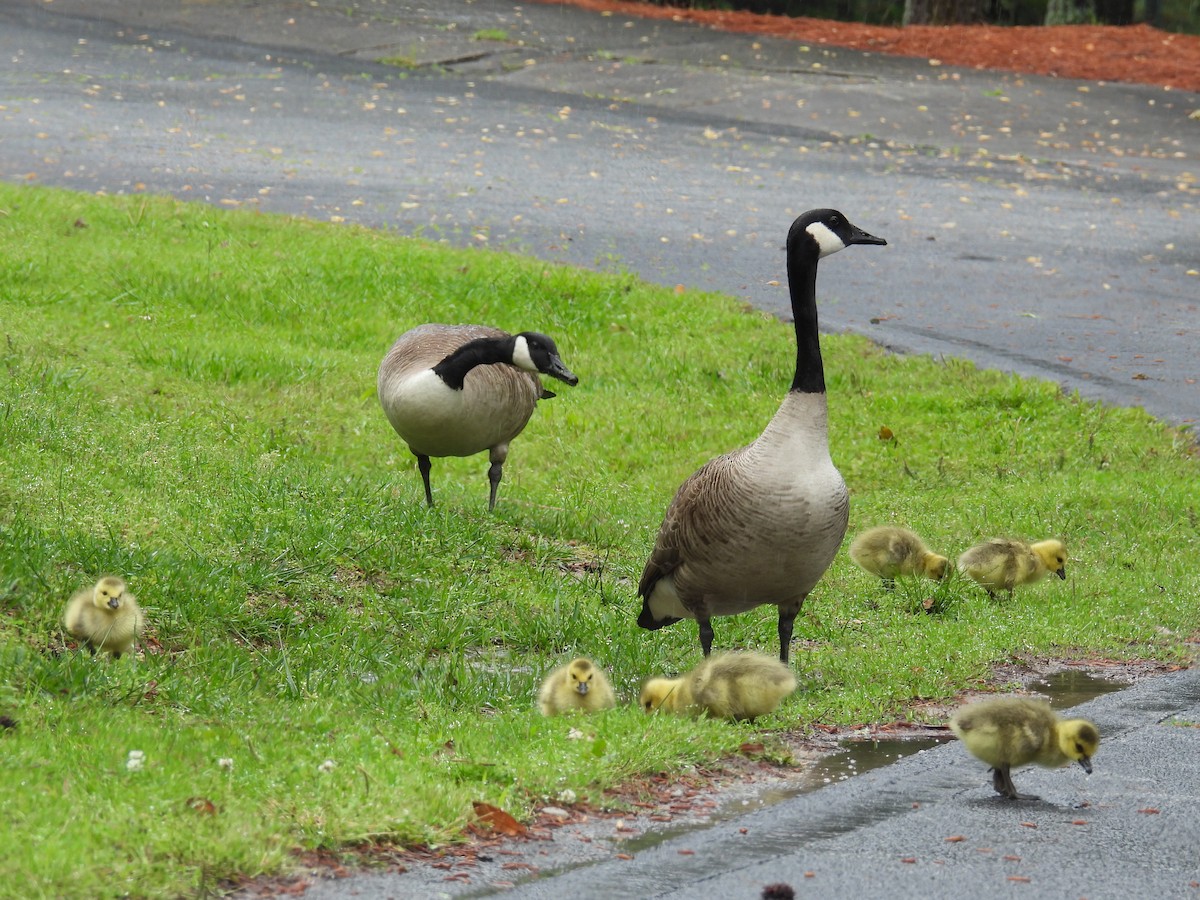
[1,2,1198,897]
[1,0,1197,427]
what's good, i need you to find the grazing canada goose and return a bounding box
[949,696,1099,800]
[957,537,1067,599]
[378,324,578,510]
[637,210,886,662]
[849,525,949,589]
[537,658,616,716]
[62,576,145,658]
[640,652,797,721]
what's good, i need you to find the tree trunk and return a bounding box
[905,0,987,25]
[1045,0,1097,24]
[1095,0,1134,24]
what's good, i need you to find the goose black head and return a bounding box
[789,208,887,260]
[512,332,579,386]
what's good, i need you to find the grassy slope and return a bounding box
[0,182,1196,897]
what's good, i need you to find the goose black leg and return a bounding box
[487,460,503,511]
[777,600,802,664]
[697,618,715,657]
[415,454,434,507]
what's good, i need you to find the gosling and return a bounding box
[641,652,796,722]
[537,658,616,716]
[957,537,1067,599]
[848,525,949,589]
[949,696,1099,800]
[62,576,145,658]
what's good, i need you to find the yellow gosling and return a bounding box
[537,658,616,716]
[949,696,1099,800]
[62,576,145,658]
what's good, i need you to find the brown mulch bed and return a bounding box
[538,0,1200,92]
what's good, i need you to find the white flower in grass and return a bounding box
[126,750,145,772]
[218,757,234,771]
[557,788,577,804]
[566,728,585,741]
[318,759,337,774]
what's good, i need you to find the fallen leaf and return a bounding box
[1071,819,1088,826]
[1138,808,1161,814]
[878,425,895,441]
[944,835,966,843]
[1020,822,1038,828]
[472,802,527,837]
[1007,875,1032,883]
[738,742,766,755]
[900,857,917,864]
[677,849,695,856]
[186,796,218,815]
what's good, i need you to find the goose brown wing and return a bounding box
[638,453,738,599]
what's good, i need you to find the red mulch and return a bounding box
[538,0,1200,92]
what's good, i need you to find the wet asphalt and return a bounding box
[1,1,1198,897]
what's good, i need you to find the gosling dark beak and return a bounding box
[847,224,887,247]
[575,682,589,696]
[546,355,579,387]
[1056,567,1067,580]
[1078,756,1093,775]
[107,597,121,609]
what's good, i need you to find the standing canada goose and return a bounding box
[537,658,617,716]
[949,696,1099,800]
[637,210,886,662]
[957,537,1067,599]
[849,525,949,589]
[62,576,145,658]
[640,651,797,721]
[378,324,578,510]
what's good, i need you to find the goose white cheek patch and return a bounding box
[511,335,537,372]
[806,221,847,258]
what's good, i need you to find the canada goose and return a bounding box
[949,696,1099,800]
[957,537,1067,599]
[62,576,145,658]
[640,652,797,721]
[537,658,616,716]
[378,324,578,510]
[848,525,949,589]
[637,210,886,662]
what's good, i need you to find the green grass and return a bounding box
[0,181,1196,897]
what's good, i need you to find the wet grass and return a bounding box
[0,181,1196,897]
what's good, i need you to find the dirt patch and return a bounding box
[535,0,1200,93]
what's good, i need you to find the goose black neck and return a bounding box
[432,336,515,391]
[787,251,825,394]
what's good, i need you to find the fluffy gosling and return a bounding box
[537,658,616,716]
[848,525,949,589]
[949,696,1099,800]
[641,652,796,722]
[956,537,1067,599]
[62,576,145,658]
